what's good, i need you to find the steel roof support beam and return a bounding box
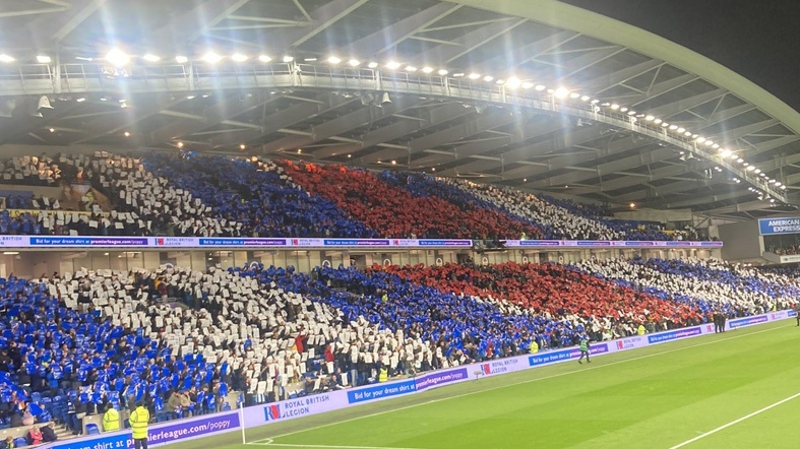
[468,30,579,74]
[259,95,427,153]
[583,60,664,94]
[527,146,676,188]
[644,88,727,119]
[545,46,626,82]
[208,95,355,148]
[714,118,780,144]
[661,189,753,209]
[360,109,518,164]
[148,0,251,48]
[436,123,611,177]
[72,95,189,145]
[147,91,280,145]
[621,73,698,106]
[702,200,774,215]
[411,18,528,65]
[411,115,560,168]
[344,3,462,56]
[267,0,371,51]
[314,103,476,160]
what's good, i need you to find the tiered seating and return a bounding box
[279,161,541,239]
[142,154,375,238]
[438,177,621,240]
[572,257,794,317]
[382,262,702,332]
[0,151,709,241]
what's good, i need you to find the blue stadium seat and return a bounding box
[86,423,100,435]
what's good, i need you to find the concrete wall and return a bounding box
[718,220,763,261]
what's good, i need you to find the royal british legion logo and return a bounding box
[265,404,281,421]
[481,364,491,375]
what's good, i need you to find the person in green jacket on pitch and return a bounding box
[578,336,591,364]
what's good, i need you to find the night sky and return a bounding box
[561,0,800,114]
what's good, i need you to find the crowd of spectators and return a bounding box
[439,178,621,240]
[0,255,795,434]
[279,161,541,240]
[572,257,794,319]
[0,151,709,242]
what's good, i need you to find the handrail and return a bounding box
[0,61,786,203]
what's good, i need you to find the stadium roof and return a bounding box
[0,0,799,221]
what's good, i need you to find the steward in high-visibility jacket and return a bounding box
[129,403,150,448]
[102,406,120,432]
[637,324,646,335]
[529,341,539,354]
[378,368,388,382]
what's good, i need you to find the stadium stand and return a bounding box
[0,151,704,242]
[0,255,795,435]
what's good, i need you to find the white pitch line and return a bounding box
[266,443,426,449]
[668,391,800,449]
[270,326,785,441]
[264,324,786,443]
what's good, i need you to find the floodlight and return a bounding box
[258,55,272,63]
[348,59,360,67]
[36,55,51,63]
[367,62,379,68]
[202,52,222,63]
[105,48,129,66]
[231,53,248,62]
[505,77,521,88]
[327,56,341,64]
[176,56,189,63]
[437,69,448,76]
[422,66,433,73]
[468,73,481,80]
[143,54,160,62]
[385,61,401,70]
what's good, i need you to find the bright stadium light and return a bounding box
[36,55,51,63]
[348,59,360,67]
[645,115,655,121]
[231,53,249,62]
[143,54,161,62]
[105,48,129,66]
[202,52,222,63]
[505,77,521,88]
[385,61,401,70]
[368,62,379,68]
[534,84,546,91]
[282,55,294,63]
[468,73,481,80]
[554,87,569,98]
[405,66,418,72]
[327,56,341,64]
[610,104,620,110]
[422,66,434,73]
[437,69,448,76]
[483,75,493,82]
[258,55,272,63]
[175,55,189,63]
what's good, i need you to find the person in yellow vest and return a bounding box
[529,340,539,354]
[102,404,120,432]
[378,367,388,382]
[637,324,646,336]
[129,402,150,449]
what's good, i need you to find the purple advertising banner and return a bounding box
[144,411,240,447]
[415,368,469,391]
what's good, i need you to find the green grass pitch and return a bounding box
[170,320,800,449]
